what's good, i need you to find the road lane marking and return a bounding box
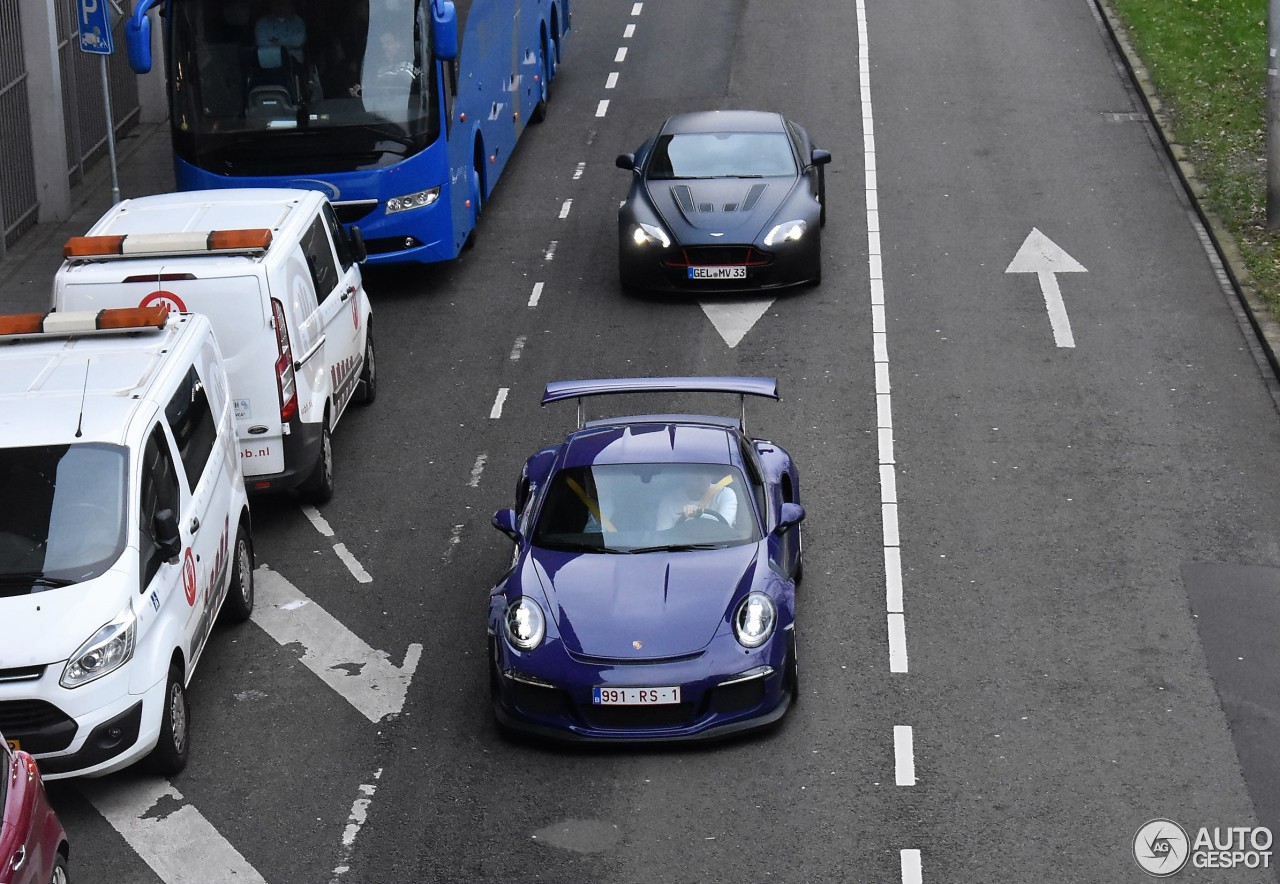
[490,387,509,419]
[302,505,335,537]
[884,547,903,613]
[253,566,422,723]
[901,848,923,883]
[329,768,383,884]
[630,2,642,14]
[615,47,627,62]
[510,336,527,360]
[1005,228,1087,348]
[596,99,610,117]
[888,613,908,673]
[573,162,585,180]
[605,72,619,89]
[559,199,573,219]
[700,299,774,348]
[529,281,545,306]
[443,523,465,564]
[468,453,488,487]
[302,505,372,582]
[894,725,917,785]
[80,779,267,884]
[624,23,635,38]
[544,240,558,261]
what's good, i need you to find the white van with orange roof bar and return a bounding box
[52,188,375,502]
[0,306,252,779]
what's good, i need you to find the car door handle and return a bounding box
[190,516,201,533]
[11,845,25,871]
[341,285,357,301]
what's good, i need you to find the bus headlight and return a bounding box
[386,187,441,214]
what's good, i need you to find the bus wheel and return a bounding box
[531,37,551,124]
[465,164,482,249]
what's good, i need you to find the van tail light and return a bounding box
[271,298,298,423]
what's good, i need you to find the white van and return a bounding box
[53,188,374,502]
[0,306,253,779]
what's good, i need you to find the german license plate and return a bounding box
[593,686,681,705]
[688,266,746,280]
[4,738,18,751]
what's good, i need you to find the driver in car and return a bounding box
[657,471,737,530]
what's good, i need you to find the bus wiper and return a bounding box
[0,572,76,588]
[357,124,415,148]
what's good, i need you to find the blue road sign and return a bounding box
[78,0,114,55]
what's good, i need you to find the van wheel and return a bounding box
[145,665,189,776]
[355,326,377,405]
[220,524,254,624]
[303,420,335,504]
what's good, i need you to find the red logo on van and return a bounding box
[140,290,188,313]
[182,548,197,606]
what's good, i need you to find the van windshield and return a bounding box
[0,444,129,591]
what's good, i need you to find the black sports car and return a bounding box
[616,110,831,293]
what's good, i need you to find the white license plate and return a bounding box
[593,686,681,705]
[688,266,747,280]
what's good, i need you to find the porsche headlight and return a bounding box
[763,219,807,247]
[733,592,777,649]
[630,222,671,249]
[504,597,546,651]
[387,187,441,214]
[61,604,137,688]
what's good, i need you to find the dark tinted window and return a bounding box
[322,202,355,270]
[139,425,181,588]
[166,366,219,489]
[301,215,340,296]
[647,132,797,180]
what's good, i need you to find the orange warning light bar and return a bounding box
[63,228,274,261]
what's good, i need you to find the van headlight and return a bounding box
[630,222,671,249]
[733,592,776,649]
[763,220,807,246]
[387,187,440,214]
[504,598,546,651]
[61,605,137,688]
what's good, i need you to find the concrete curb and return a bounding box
[1093,0,1280,381]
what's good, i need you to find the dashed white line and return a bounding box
[443,523,465,564]
[544,240,558,261]
[528,281,545,307]
[901,849,923,884]
[605,72,619,89]
[468,453,488,487]
[333,543,372,584]
[329,769,383,884]
[596,99,610,117]
[623,23,636,38]
[888,613,909,673]
[894,726,916,785]
[509,336,527,361]
[490,387,509,419]
[615,47,628,62]
[884,547,903,613]
[559,199,573,219]
[573,162,586,180]
[302,505,335,537]
[630,2,643,14]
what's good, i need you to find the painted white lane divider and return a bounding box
[595,99,610,118]
[544,241,558,262]
[901,848,923,883]
[509,336,527,361]
[614,47,627,62]
[894,725,916,785]
[329,768,383,884]
[1005,228,1087,348]
[558,199,573,219]
[572,163,585,180]
[80,779,267,884]
[529,281,545,307]
[605,72,619,89]
[630,1,643,14]
[302,505,372,584]
[468,453,488,487]
[490,387,509,419]
[623,23,635,38]
[253,566,422,723]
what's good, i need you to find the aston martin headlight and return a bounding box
[386,187,441,214]
[504,597,546,651]
[733,592,777,649]
[763,219,807,247]
[630,222,672,248]
[61,604,137,688]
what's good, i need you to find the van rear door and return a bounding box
[55,276,285,478]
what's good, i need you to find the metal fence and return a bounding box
[57,0,140,187]
[0,0,37,251]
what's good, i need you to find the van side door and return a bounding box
[301,209,365,426]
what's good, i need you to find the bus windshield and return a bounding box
[169,0,439,174]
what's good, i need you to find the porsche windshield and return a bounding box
[0,444,128,591]
[646,132,797,180]
[532,464,760,553]
[169,0,439,173]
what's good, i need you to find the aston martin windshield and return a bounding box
[0,444,128,589]
[532,464,759,553]
[646,132,797,180]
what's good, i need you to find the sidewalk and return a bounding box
[0,119,175,316]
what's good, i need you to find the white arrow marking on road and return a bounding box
[81,779,266,884]
[252,566,422,723]
[700,298,774,348]
[1005,228,1087,348]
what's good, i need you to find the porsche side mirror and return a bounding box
[492,508,521,542]
[776,502,806,534]
[811,148,832,167]
[616,153,636,171]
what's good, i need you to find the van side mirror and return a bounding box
[492,508,521,542]
[776,502,805,534]
[154,508,182,561]
[348,226,368,264]
[433,1,459,61]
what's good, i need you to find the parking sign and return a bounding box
[78,0,114,55]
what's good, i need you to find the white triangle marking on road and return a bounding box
[1005,227,1087,274]
[700,298,775,348]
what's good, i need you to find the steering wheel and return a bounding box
[679,508,729,526]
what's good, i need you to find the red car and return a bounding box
[0,735,68,884]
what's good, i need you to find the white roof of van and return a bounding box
[83,187,326,242]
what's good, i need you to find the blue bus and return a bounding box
[124,0,569,264]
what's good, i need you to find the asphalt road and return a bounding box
[39,0,1280,881]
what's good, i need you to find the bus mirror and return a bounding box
[125,14,153,74]
[433,1,459,61]
[349,226,368,264]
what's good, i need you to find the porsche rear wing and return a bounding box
[542,376,779,432]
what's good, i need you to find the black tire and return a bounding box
[794,524,804,584]
[464,163,482,250]
[355,324,377,404]
[50,852,69,884]
[220,523,254,624]
[817,165,827,227]
[145,665,189,776]
[303,418,335,503]
[786,632,800,704]
[530,36,550,124]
